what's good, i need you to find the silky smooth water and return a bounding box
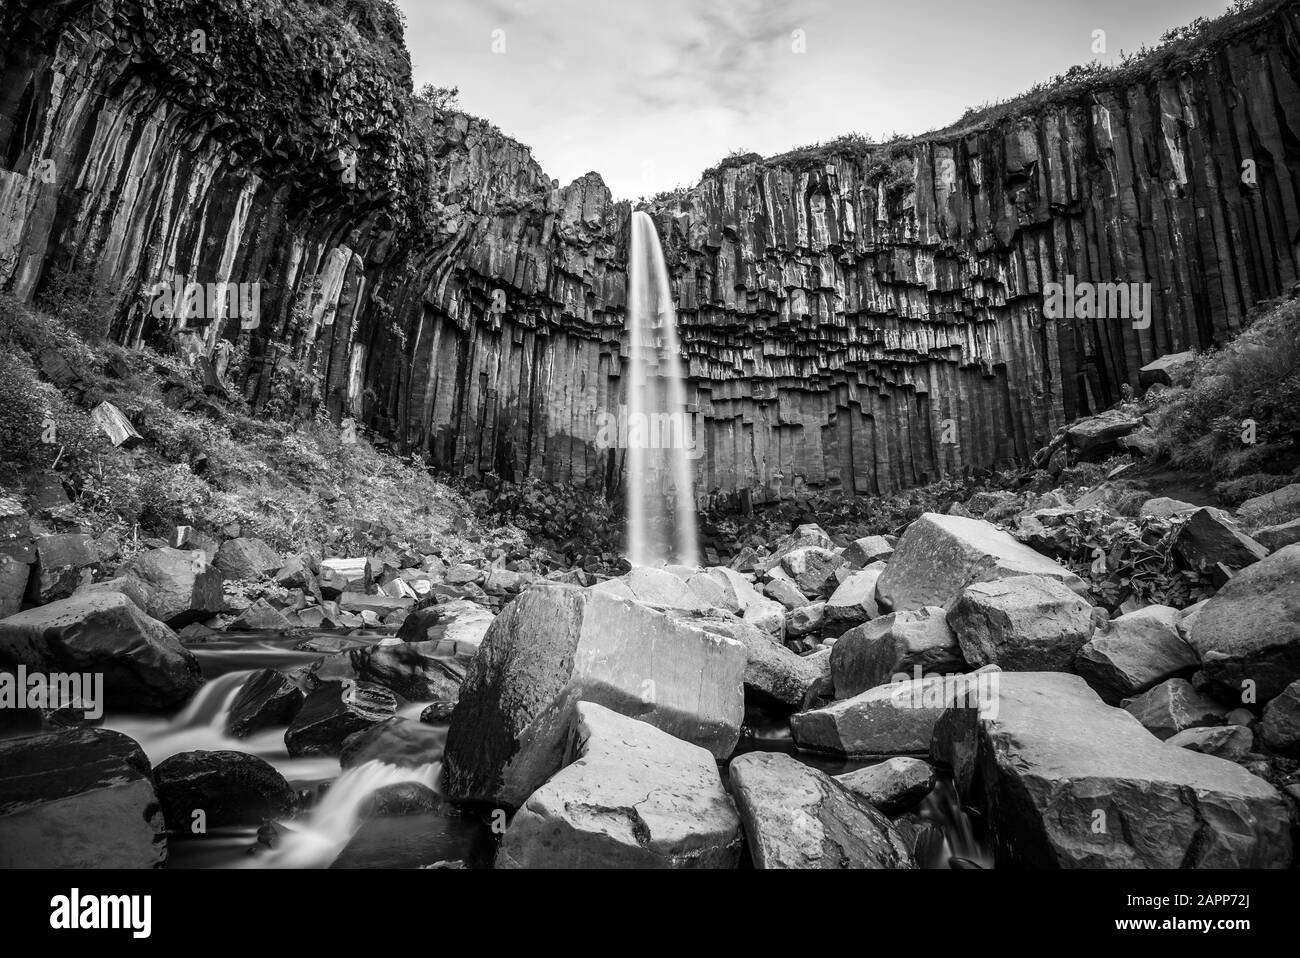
[625,210,699,567]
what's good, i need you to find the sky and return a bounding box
[396,0,1238,199]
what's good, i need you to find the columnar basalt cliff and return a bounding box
[2,0,1299,505]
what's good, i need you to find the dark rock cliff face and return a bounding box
[2,0,1299,505]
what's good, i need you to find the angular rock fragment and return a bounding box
[831,606,964,700]
[1075,605,1200,704]
[834,757,936,815]
[1121,678,1226,741]
[948,575,1094,672]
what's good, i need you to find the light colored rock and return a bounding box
[876,513,1086,612]
[823,562,884,627]
[786,601,826,637]
[214,537,281,581]
[396,598,494,651]
[780,546,844,597]
[842,536,894,569]
[591,566,709,610]
[742,596,786,637]
[834,757,936,815]
[443,584,746,806]
[497,702,742,868]
[830,607,964,700]
[948,575,1094,672]
[727,752,914,869]
[1186,544,1300,703]
[123,546,226,627]
[933,672,1290,868]
[764,577,809,610]
[1139,497,1198,519]
[1075,605,1200,704]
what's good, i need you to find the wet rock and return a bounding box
[0,727,166,868]
[831,607,964,699]
[351,636,474,702]
[1186,544,1300,703]
[497,702,742,869]
[397,599,494,651]
[1166,725,1254,762]
[153,750,294,829]
[1075,605,1200,704]
[359,782,443,818]
[340,717,445,769]
[728,751,914,869]
[225,669,305,738]
[1174,508,1269,573]
[842,536,894,569]
[284,681,397,757]
[419,701,456,724]
[834,757,936,815]
[443,584,746,806]
[948,575,1094,673]
[0,592,201,711]
[27,533,97,603]
[791,667,999,756]
[122,547,224,625]
[1122,678,1227,740]
[933,672,1290,868]
[214,537,282,582]
[876,513,1085,612]
[1261,680,1300,757]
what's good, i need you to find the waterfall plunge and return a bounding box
[625,211,700,567]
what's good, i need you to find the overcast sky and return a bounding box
[397,0,1236,199]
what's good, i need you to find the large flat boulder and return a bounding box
[876,513,1085,612]
[0,592,201,711]
[727,751,914,869]
[831,607,964,699]
[122,547,224,626]
[442,584,746,806]
[497,702,743,868]
[933,672,1291,868]
[591,566,709,610]
[791,667,1000,756]
[948,575,1095,672]
[0,728,166,868]
[1186,544,1300,703]
[1075,605,1199,704]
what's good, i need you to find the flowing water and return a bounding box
[625,209,700,566]
[99,633,485,869]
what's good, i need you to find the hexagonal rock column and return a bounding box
[497,702,743,868]
[933,672,1292,868]
[443,584,746,807]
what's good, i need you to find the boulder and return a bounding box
[1139,497,1198,519]
[1139,351,1195,388]
[1173,508,1268,573]
[933,672,1291,868]
[831,607,964,700]
[786,602,826,638]
[229,599,293,631]
[497,702,743,869]
[876,513,1086,612]
[443,585,746,806]
[764,577,809,610]
[1186,544,1300,703]
[823,563,884,627]
[1237,483,1300,525]
[339,592,414,617]
[1166,725,1255,762]
[351,636,474,702]
[727,752,914,869]
[781,547,844,597]
[842,535,894,569]
[0,592,201,711]
[214,537,282,582]
[340,717,445,769]
[834,757,936,815]
[686,612,824,709]
[948,575,1094,673]
[742,596,786,637]
[1121,678,1227,740]
[791,667,1000,756]
[1252,519,1300,552]
[153,750,294,829]
[319,557,372,596]
[397,599,494,651]
[1260,680,1300,757]
[122,547,223,625]
[1075,605,1200,704]
[283,681,397,757]
[27,533,97,603]
[590,566,709,610]
[1065,410,1145,460]
[225,669,305,738]
[0,727,166,868]
[0,553,28,617]
[359,782,443,819]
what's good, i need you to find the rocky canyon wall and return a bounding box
[2,0,1299,506]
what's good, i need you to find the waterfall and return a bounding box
[625,210,700,567]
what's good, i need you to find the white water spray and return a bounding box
[625,210,700,567]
